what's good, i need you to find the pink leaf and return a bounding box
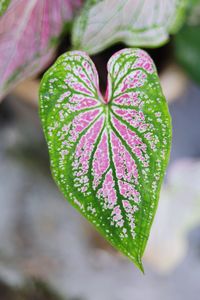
[0,0,82,100]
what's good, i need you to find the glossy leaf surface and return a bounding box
[0,0,82,100]
[72,0,188,54]
[39,49,172,271]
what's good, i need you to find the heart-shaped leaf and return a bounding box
[39,48,172,271]
[72,0,188,54]
[0,0,82,100]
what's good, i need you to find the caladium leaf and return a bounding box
[72,0,188,54]
[39,48,172,271]
[0,0,82,100]
[0,0,10,15]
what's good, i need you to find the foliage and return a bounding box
[72,0,188,54]
[39,49,172,271]
[0,0,10,16]
[2,0,195,272]
[0,0,82,100]
[174,0,200,84]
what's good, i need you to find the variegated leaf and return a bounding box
[0,0,82,100]
[39,48,172,271]
[0,0,10,15]
[72,0,188,54]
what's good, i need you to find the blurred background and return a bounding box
[0,1,200,299]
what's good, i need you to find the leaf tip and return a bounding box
[133,256,145,274]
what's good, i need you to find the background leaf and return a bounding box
[174,0,200,84]
[187,0,200,26]
[0,0,10,16]
[39,49,172,271]
[0,0,82,100]
[174,25,200,85]
[72,0,188,54]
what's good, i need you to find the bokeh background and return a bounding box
[0,1,200,299]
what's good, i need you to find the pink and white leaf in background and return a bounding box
[0,0,82,100]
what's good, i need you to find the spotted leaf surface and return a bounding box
[39,49,172,271]
[72,0,188,54]
[0,0,82,100]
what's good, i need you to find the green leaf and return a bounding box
[187,0,200,26]
[174,25,200,84]
[0,0,10,16]
[39,48,172,271]
[72,0,188,54]
[173,0,200,84]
